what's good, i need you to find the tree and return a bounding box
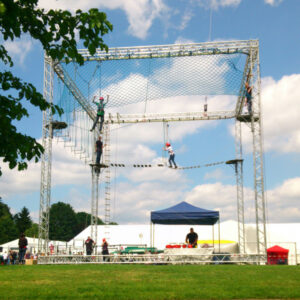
[0,199,18,244]
[14,206,32,234]
[75,211,104,236]
[49,202,78,241]
[25,223,39,238]
[0,0,113,176]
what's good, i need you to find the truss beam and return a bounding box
[75,40,258,62]
[106,111,235,124]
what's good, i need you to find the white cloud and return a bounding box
[266,177,300,222]
[178,9,194,31]
[0,141,90,198]
[194,0,241,10]
[204,168,228,180]
[4,37,34,66]
[38,0,169,39]
[184,182,255,221]
[237,74,300,154]
[264,0,283,6]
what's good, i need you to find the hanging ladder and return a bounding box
[103,123,111,240]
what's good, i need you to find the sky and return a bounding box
[1,0,300,228]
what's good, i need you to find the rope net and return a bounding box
[56,52,246,111]
[53,50,247,164]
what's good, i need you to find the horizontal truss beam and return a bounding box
[75,40,258,62]
[105,111,235,124]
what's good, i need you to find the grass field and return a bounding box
[1,264,300,299]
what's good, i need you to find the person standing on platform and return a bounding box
[90,95,109,133]
[185,228,198,248]
[163,142,177,168]
[244,82,252,115]
[95,136,104,165]
[102,238,109,262]
[85,236,95,255]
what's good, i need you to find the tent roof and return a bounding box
[151,201,219,225]
[267,245,289,253]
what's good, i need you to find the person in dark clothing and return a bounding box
[11,251,17,265]
[85,236,95,255]
[102,238,109,262]
[245,81,252,114]
[18,233,28,264]
[185,228,198,248]
[95,136,104,165]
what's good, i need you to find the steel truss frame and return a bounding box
[38,57,54,253]
[38,253,265,265]
[39,39,266,257]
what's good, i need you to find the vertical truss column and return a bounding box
[39,56,54,253]
[235,121,245,253]
[103,124,111,239]
[250,45,267,256]
[90,131,99,252]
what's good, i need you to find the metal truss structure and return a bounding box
[38,253,266,265]
[39,39,266,257]
[38,57,54,253]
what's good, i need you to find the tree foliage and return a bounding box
[0,0,113,176]
[25,222,39,238]
[0,199,18,244]
[76,211,104,235]
[14,206,32,234]
[49,202,78,241]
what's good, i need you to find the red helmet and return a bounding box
[102,238,106,242]
[166,142,170,147]
[99,97,104,101]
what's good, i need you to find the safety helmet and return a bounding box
[99,96,104,101]
[102,238,106,242]
[166,142,170,147]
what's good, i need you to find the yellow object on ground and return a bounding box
[197,240,236,244]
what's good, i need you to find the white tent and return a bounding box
[0,237,67,254]
[69,220,239,250]
[69,220,300,264]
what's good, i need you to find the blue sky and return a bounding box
[1,0,300,225]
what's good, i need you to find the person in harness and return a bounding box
[163,142,177,169]
[90,95,109,133]
[244,81,252,115]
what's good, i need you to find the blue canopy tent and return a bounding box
[150,201,220,249]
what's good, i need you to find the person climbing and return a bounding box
[90,95,109,132]
[244,81,252,115]
[163,142,177,168]
[95,136,104,165]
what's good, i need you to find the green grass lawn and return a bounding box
[1,264,300,299]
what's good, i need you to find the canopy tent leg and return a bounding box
[218,218,221,253]
[150,222,152,248]
[212,225,215,248]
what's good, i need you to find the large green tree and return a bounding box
[0,0,113,176]
[0,199,18,244]
[49,202,78,241]
[14,206,32,234]
[25,222,39,237]
[75,211,104,236]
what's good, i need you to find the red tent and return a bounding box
[267,245,289,265]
